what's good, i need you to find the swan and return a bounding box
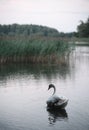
[46,84,68,109]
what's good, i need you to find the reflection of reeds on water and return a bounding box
[0,63,71,81]
[47,108,68,125]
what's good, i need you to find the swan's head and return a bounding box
[48,84,56,95]
[48,84,55,90]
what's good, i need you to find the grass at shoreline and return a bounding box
[0,36,71,64]
[69,37,89,43]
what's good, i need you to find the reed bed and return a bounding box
[0,36,71,64]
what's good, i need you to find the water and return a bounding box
[0,46,89,130]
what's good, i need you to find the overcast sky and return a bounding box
[0,0,89,32]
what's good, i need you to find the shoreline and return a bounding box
[0,55,69,65]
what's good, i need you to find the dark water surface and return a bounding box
[0,46,89,130]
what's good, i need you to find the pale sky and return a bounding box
[0,0,89,32]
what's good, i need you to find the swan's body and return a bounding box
[47,84,68,109]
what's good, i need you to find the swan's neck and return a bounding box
[52,86,56,95]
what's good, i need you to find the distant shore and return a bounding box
[69,37,89,46]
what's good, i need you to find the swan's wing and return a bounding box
[47,95,69,108]
[47,95,60,104]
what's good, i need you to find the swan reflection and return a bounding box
[47,108,68,125]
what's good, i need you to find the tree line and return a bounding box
[0,24,60,37]
[0,23,78,38]
[0,17,89,38]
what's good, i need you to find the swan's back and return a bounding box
[47,95,60,106]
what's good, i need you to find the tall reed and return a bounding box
[0,36,71,64]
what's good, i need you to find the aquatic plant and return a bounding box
[0,36,71,64]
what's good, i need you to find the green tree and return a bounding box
[77,17,89,37]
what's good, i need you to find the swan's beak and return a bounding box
[48,87,50,90]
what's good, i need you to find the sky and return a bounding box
[0,0,89,32]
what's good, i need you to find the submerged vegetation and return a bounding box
[0,24,72,64]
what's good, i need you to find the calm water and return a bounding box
[0,46,89,130]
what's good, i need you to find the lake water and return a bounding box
[0,46,89,130]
